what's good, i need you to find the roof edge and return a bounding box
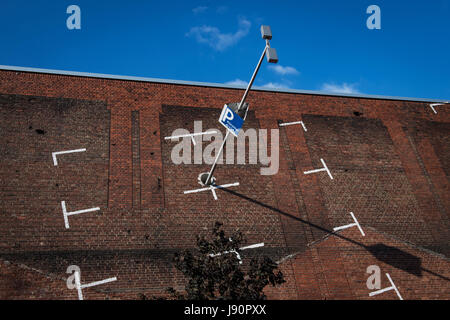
[1,65,448,103]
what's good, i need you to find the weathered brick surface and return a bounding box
[0,69,448,299]
[385,120,449,255]
[267,228,450,300]
[0,258,78,300]
[302,115,438,252]
[406,121,450,234]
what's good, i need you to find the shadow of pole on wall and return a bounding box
[221,188,449,282]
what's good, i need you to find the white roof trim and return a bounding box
[0,65,448,103]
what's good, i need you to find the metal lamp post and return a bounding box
[198,25,279,186]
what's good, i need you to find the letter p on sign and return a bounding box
[222,108,234,122]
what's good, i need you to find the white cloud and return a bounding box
[225,79,247,86]
[268,65,299,76]
[192,6,208,14]
[226,79,291,89]
[260,82,291,89]
[186,18,251,51]
[320,83,360,94]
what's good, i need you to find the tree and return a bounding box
[167,222,285,300]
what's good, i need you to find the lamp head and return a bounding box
[266,47,278,63]
[261,25,272,40]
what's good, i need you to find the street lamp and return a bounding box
[198,25,279,187]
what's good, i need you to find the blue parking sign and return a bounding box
[218,104,244,137]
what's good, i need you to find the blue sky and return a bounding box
[0,0,449,100]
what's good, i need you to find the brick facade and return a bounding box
[0,69,448,299]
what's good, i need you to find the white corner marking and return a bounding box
[74,271,117,300]
[209,242,264,264]
[279,120,307,132]
[61,201,100,229]
[333,212,365,236]
[303,158,333,180]
[369,273,403,300]
[183,182,239,200]
[52,148,86,166]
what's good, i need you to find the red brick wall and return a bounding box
[0,69,448,299]
[265,228,450,300]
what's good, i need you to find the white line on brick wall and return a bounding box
[429,103,448,114]
[279,120,307,132]
[429,104,440,114]
[74,271,117,300]
[165,130,219,146]
[369,273,403,300]
[61,201,100,229]
[183,182,239,200]
[240,242,265,250]
[209,242,264,264]
[303,158,333,180]
[52,148,86,166]
[333,212,365,236]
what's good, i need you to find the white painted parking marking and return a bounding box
[240,242,265,250]
[386,273,403,300]
[61,201,100,229]
[303,158,333,180]
[333,212,365,236]
[429,103,443,114]
[80,277,117,289]
[74,271,83,300]
[183,182,240,200]
[210,187,218,200]
[369,273,403,300]
[165,130,219,146]
[279,120,307,132]
[350,212,365,236]
[209,242,264,264]
[74,271,117,300]
[52,148,86,166]
[320,158,333,180]
[430,104,439,114]
[429,103,449,114]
